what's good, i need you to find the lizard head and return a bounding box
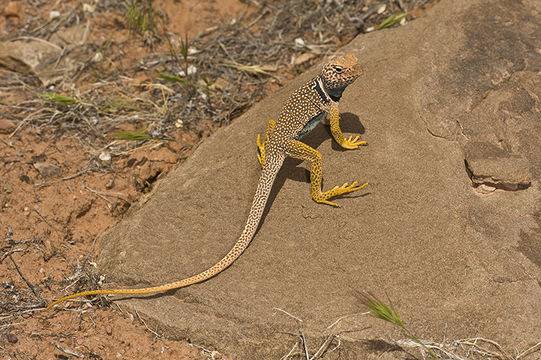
[319,53,362,93]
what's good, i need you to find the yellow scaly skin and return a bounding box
[46,54,367,310]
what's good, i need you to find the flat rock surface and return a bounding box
[97,0,541,358]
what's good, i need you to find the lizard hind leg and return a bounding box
[256,119,276,169]
[286,140,367,207]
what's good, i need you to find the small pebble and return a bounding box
[4,2,22,19]
[49,10,60,19]
[99,152,111,162]
[33,162,62,178]
[477,184,496,194]
[6,333,18,343]
[0,119,16,134]
[106,325,112,335]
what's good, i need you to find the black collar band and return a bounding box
[325,85,346,102]
[311,78,331,103]
[328,92,342,102]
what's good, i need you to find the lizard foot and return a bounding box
[256,119,276,169]
[340,135,367,150]
[314,181,368,207]
[256,133,265,168]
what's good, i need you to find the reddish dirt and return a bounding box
[0,98,213,360]
[0,0,243,358]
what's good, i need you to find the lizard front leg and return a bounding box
[286,139,367,207]
[327,102,366,150]
[256,119,276,168]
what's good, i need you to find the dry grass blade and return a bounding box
[516,341,541,360]
[222,60,275,76]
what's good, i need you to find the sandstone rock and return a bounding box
[0,24,88,86]
[97,0,541,358]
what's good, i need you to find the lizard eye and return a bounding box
[332,65,345,73]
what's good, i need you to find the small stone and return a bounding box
[294,53,316,65]
[477,184,496,194]
[19,174,31,183]
[92,52,103,62]
[187,46,199,55]
[99,152,111,162]
[210,77,228,91]
[49,10,60,19]
[132,75,150,86]
[106,325,112,335]
[6,333,18,343]
[4,2,22,19]
[105,176,115,189]
[82,3,95,12]
[33,162,62,178]
[0,119,16,133]
[187,64,197,75]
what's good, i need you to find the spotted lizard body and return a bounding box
[46,53,367,310]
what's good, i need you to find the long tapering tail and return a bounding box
[45,154,286,310]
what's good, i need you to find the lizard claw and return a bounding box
[341,135,367,150]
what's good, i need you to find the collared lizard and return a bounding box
[45,53,367,310]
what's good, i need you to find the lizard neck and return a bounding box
[316,75,345,102]
[323,84,345,102]
[325,87,344,102]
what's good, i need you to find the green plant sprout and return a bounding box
[357,291,440,359]
[38,93,80,105]
[377,12,407,30]
[125,0,156,34]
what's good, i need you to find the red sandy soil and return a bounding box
[1,0,247,358]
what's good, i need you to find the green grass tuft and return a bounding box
[125,0,156,34]
[377,12,407,30]
[38,93,79,105]
[158,71,204,89]
[114,131,151,141]
[356,291,440,359]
